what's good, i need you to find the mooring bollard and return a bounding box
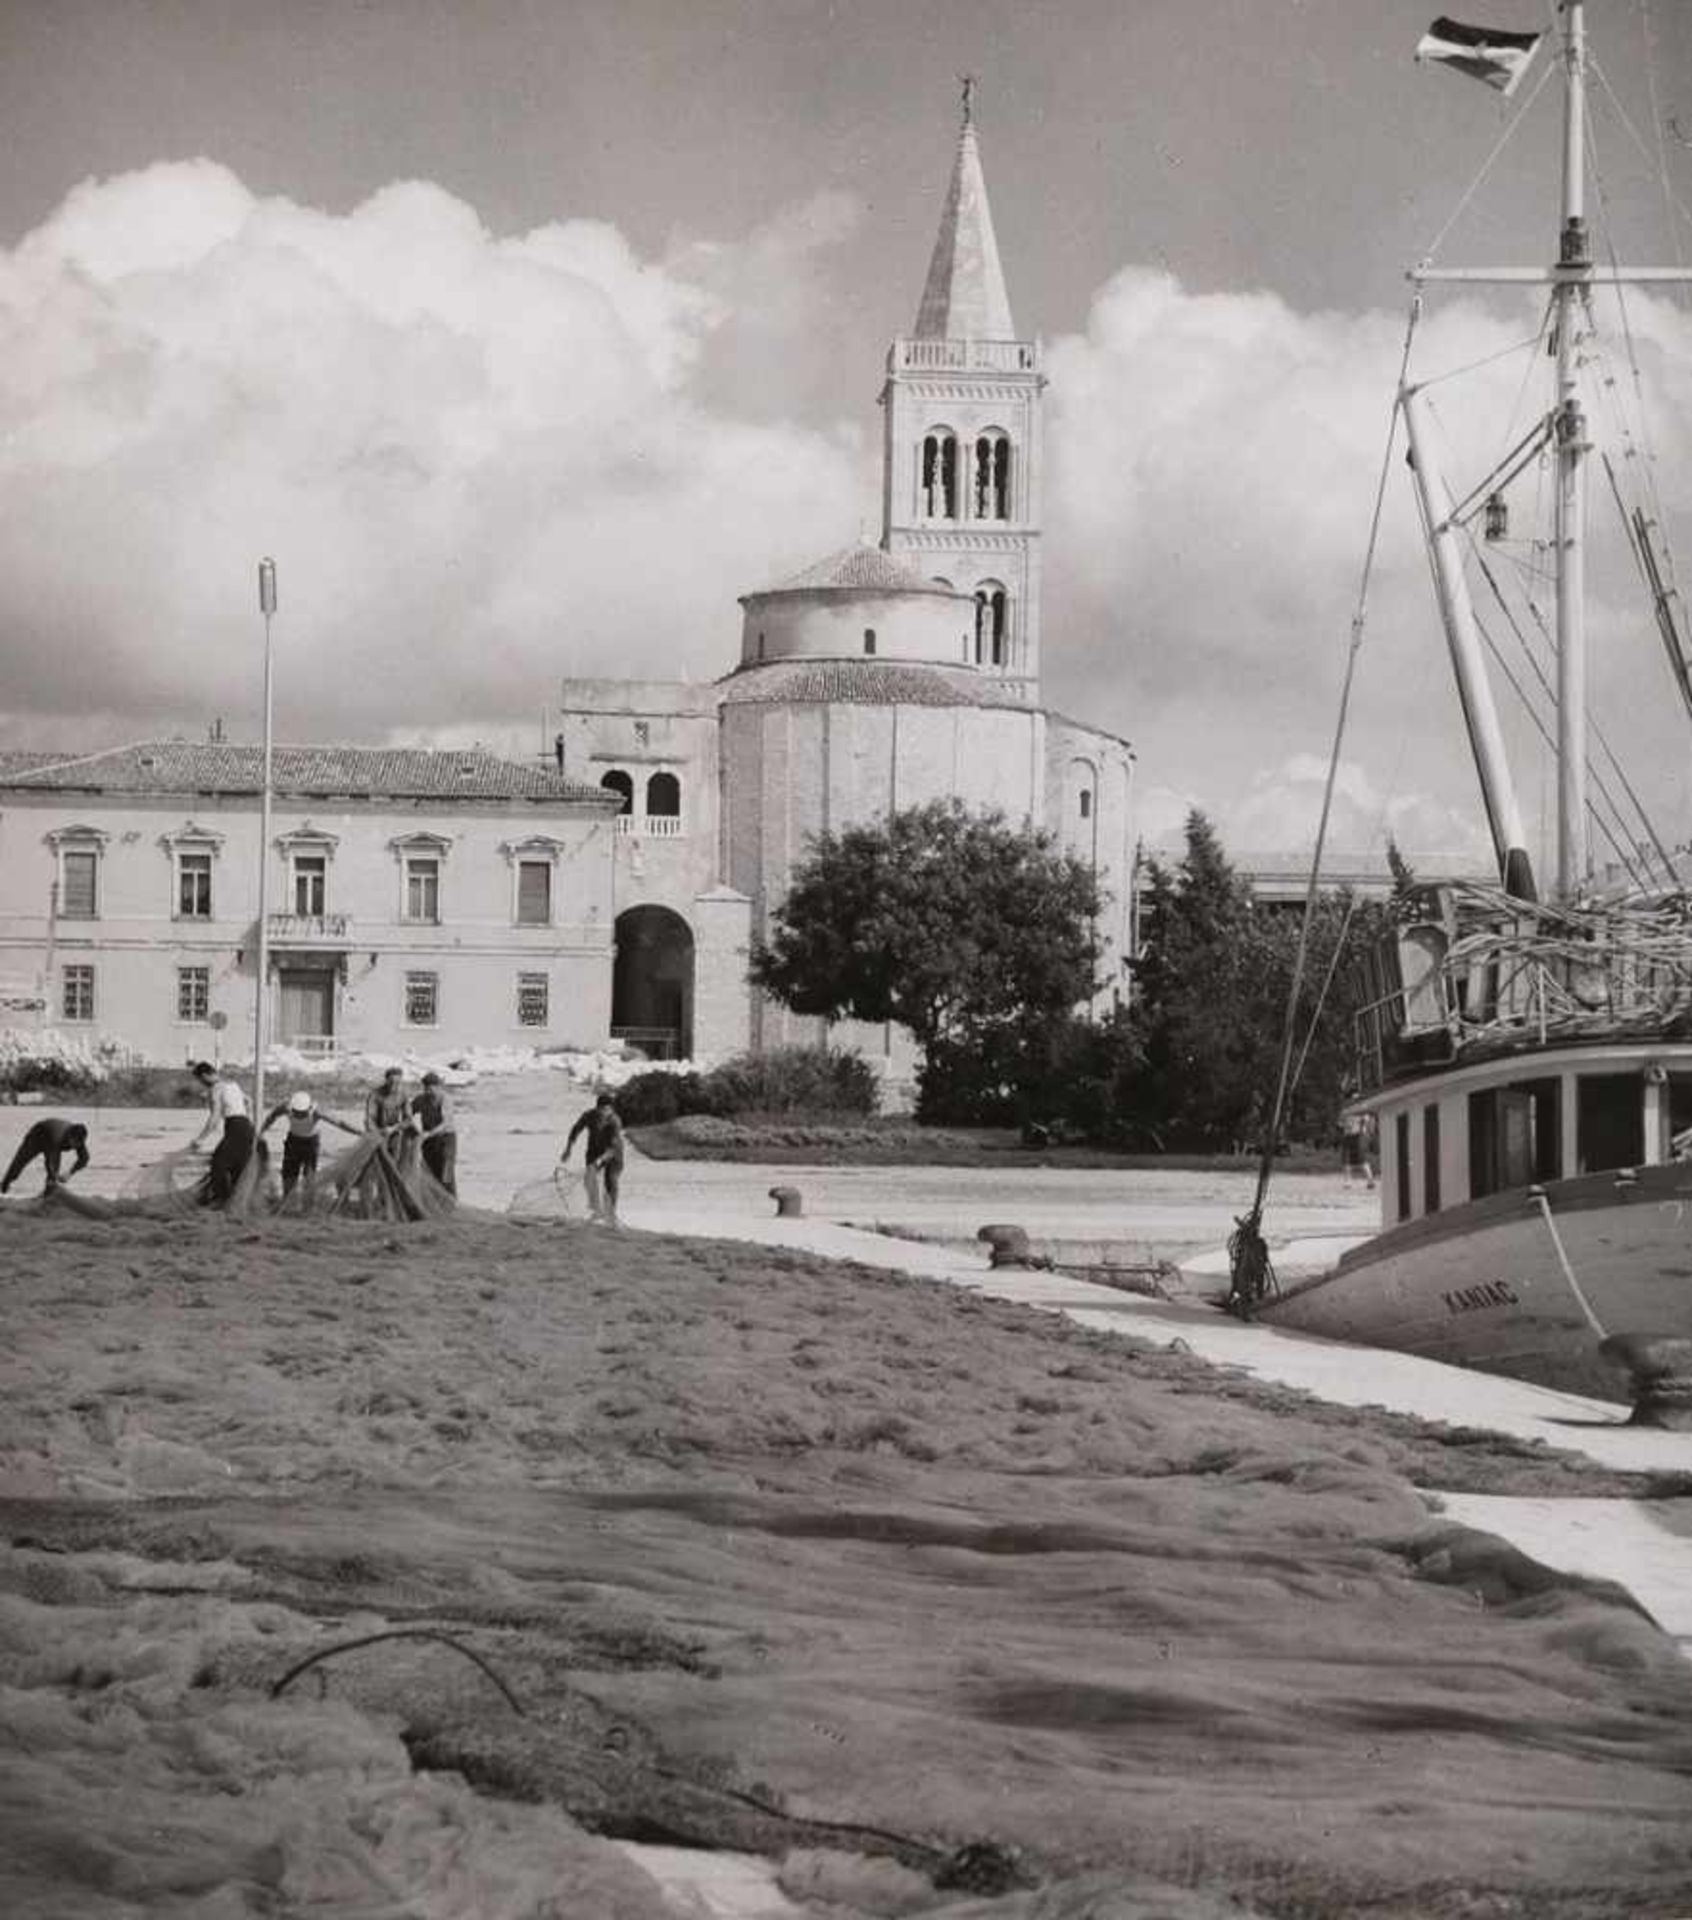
[1598,1332,1692,1430]
[977,1223,1032,1268]
[769,1186,803,1219]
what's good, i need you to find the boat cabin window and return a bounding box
[1394,1112,1411,1222]
[1468,1077,1560,1198]
[1422,1103,1441,1214]
[1576,1074,1643,1174]
[1664,1074,1692,1161]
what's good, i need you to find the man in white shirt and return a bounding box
[260,1087,360,1197]
[190,1060,255,1205]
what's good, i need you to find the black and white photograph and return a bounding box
[2,4,1691,1915]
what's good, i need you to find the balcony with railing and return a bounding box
[889,336,1041,374]
[266,912,352,945]
[614,815,684,839]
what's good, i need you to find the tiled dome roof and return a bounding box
[748,544,959,599]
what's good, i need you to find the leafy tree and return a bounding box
[1125,811,1388,1150]
[750,799,1102,1118]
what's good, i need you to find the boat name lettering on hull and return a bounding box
[1440,1280,1521,1317]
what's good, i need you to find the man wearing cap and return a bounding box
[2,1116,91,1196]
[189,1060,255,1205]
[410,1071,458,1196]
[260,1088,361,1198]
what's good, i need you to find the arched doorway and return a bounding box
[612,905,695,1059]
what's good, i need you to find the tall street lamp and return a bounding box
[254,558,278,1122]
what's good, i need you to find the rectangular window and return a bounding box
[404,970,438,1027]
[177,851,213,919]
[1395,1110,1412,1223]
[516,860,551,926]
[177,965,210,1023]
[516,972,549,1028]
[1468,1076,1561,1200]
[60,850,98,919]
[1422,1103,1441,1215]
[1577,1073,1644,1174]
[62,963,95,1022]
[293,855,327,916]
[405,856,440,924]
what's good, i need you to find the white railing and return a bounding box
[889,336,1040,373]
[267,912,351,941]
[614,816,684,838]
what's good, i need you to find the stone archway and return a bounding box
[612,905,694,1059]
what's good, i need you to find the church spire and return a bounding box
[912,79,1015,341]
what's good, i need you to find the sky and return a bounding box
[1,0,1691,867]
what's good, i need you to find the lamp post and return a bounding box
[254,558,278,1123]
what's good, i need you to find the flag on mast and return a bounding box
[1415,16,1544,97]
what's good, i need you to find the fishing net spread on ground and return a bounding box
[506,1167,591,1221]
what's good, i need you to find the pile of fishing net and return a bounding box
[507,1166,592,1221]
[107,1131,456,1222]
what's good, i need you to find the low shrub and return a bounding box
[697,1046,877,1119]
[613,1069,711,1127]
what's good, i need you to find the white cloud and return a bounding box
[1041,269,1692,856]
[0,161,861,744]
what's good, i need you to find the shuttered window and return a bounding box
[516,860,551,926]
[61,850,98,918]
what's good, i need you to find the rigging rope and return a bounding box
[1226,299,1421,1319]
[1418,58,1556,268]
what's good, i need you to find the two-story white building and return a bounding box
[0,743,620,1062]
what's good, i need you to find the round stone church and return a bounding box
[557,94,1135,1086]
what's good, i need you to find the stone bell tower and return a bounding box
[880,80,1045,693]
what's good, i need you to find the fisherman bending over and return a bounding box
[1,1117,90,1195]
[260,1088,360,1197]
[563,1091,626,1225]
[410,1070,458,1196]
[190,1060,255,1205]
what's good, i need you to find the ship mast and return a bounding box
[1553,0,1589,898]
[1412,0,1692,901]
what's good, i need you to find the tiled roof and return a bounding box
[718,659,1033,710]
[0,742,613,804]
[749,544,959,599]
[0,749,74,775]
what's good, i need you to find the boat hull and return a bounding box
[1259,1163,1692,1402]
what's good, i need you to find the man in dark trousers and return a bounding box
[410,1070,458,1196]
[1,1117,90,1195]
[259,1088,360,1197]
[189,1060,255,1206]
[563,1091,625,1224]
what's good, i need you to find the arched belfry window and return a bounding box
[646,770,680,817]
[974,431,1011,520]
[974,584,1009,668]
[600,771,634,814]
[920,431,958,521]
